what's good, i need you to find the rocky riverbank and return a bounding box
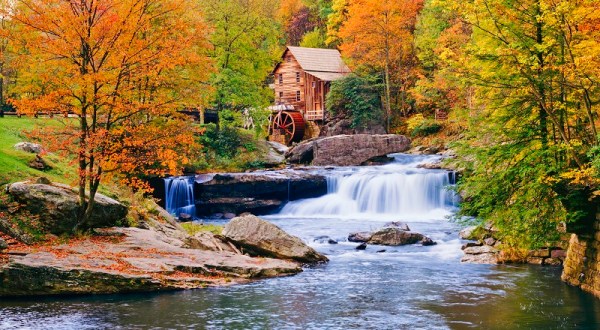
[459,224,567,265]
[0,180,327,297]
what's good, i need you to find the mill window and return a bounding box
[296,72,300,83]
[296,91,301,101]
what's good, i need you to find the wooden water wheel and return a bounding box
[269,111,306,144]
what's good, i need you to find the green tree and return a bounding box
[411,0,471,114]
[326,73,384,128]
[201,0,281,129]
[300,28,327,48]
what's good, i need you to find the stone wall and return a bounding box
[561,214,600,299]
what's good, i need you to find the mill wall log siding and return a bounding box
[303,73,325,121]
[273,53,306,113]
[562,215,600,299]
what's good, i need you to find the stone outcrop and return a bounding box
[0,219,34,244]
[185,231,239,254]
[348,223,434,247]
[193,171,326,216]
[257,141,289,168]
[286,134,411,166]
[0,237,7,250]
[28,155,51,170]
[0,225,301,296]
[7,180,128,234]
[562,215,600,299]
[459,226,477,240]
[222,215,328,263]
[13,142,43,154]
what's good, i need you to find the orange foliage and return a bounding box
[338,0,423,121]
[339,0,422,69]
[7,0,213,227]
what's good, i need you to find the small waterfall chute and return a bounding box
[279,156,458,220]
[164,176,196,218]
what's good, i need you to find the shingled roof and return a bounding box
[279,46,351,81]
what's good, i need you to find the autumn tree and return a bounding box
[338,0,423,131]
[411,0,471,114]
[9,0,212,230]
[325,0,347,47]
[0,0,19,115]
[451,0,600,247]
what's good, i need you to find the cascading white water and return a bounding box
[279,154,458,220]
[164,176,196,217]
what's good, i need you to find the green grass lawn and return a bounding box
[0,116,76,186]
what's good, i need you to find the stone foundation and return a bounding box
[561,215,600,299]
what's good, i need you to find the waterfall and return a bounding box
[164,176,196,217]
[279,156,458,219]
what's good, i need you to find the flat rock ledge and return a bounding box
[0,226,301,297]
[286,134,411,166]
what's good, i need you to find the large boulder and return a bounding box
[7,180,127,234]
[0,238,7,250]
[367,227,425,246]
[286,134,411,166]
[222,215,328,263]
[14,142,43,154]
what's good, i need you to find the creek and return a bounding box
[1,154,599,329]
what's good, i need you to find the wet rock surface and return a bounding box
[348,224,435,247]
[348,232,373,243]
[368,227,425,246]
[194,171,327,216]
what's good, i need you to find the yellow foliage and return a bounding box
[406,114,426,131]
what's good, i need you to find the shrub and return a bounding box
[327,73,384,128]
[410,117,442,137]
[200,124,241,159]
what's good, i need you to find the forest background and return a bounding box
[1,0,600,249]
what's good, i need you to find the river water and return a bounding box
[1,154,599,329]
